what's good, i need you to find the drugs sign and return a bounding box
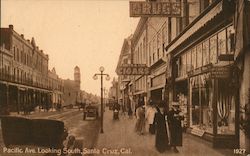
[117,64,150,75]
[129,1,182,17]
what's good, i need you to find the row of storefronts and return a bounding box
[116,0,249,150]
[0,25,63,115]
[0,25,97,113]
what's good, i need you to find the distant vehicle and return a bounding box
[78,102,86,110]
[83,105,99,120]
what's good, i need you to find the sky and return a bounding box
[1,0,139,96]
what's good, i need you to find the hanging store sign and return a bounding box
[129,1,182,17]
[210,66,231,79]
[116,64,150,75]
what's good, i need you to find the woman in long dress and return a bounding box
[167,105,183,153]
[154,105,169,153]
[135,102,146,135]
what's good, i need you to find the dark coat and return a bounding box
[113,103,120,111]
[154,109,169,153]
[167,109,183,146]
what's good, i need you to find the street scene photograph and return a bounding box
[0,0,250,156]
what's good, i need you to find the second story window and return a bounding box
[209,35,217,64]
[157,48,160,60]
[218,29,226,55]
[153,53,155,63]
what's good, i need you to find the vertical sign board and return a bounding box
[129,1,182,17]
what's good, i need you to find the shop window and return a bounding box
[192,88,200,126]
[209,35,218,64]
[196,44,203,68]
[218,30,227,55]
[190,74,212,133]
[191,47,197,70]
[217,80,235,134]
[202,40,210,65]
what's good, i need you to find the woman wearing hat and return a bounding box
[145,99,157,134]
[154,101,170,153]
[135,100,146,135]
[167,103,184,153]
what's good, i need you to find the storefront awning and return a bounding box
[0,80,51,92]
[166,0,223,54]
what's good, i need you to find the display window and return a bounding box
[190,74,212,133]
[217,80,235,134]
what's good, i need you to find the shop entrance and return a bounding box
[151,88,162,104]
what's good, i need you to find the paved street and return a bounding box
[0,108,100,156]
[94,109,234,156]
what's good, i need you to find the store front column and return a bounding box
[17,87,20,114]
[6,84,9,115]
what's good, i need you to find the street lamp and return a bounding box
[93,66,110,133]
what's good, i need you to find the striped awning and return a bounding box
[166,0,223,54]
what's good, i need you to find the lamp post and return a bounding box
[93,66,110,133]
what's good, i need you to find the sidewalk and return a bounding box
[94,109,234,156]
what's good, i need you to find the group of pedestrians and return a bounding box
[135,99,183,153]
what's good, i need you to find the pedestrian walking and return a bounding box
[135,101,146,135]
[167,104,184,153]
[145,100,157,134]
[121,104,126,116]
[154,102,170,153]
[128,102,133,119]
[113,101,120,120]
